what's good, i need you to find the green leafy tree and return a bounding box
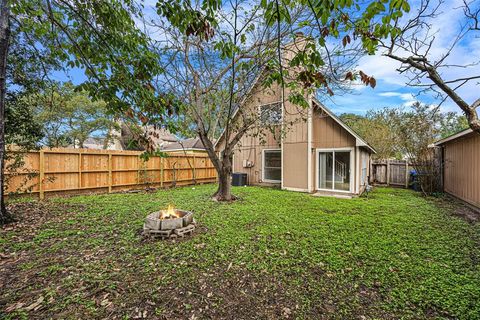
[4,92,43,195]
[152,0,375,201]
[341,106,469,160]
[438,113,469,139]
[26,82,117,148]
[0,0,166,224]
[340,112,398,160]
[284,0,479,132]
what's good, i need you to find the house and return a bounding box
[113,123,178,151]
[69,125,179,151]
[69,137,118,150]
[161,137,207,154]
[215,71,375,195]
[434,128,480,209]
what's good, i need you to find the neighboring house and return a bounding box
[69,137,119,150]
[69,126,179,151]
[113,123,178,151]
[144,126,179,149]
[434,128,480,209]
[215,39,375,196]
[161,137,207,154]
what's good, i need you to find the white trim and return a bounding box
[307,96,313,192]
[315,147,354,193]
[262,148,282,183]
[312,98,376,154]
[434,128,473,146]
[355,146,360,194]
[282,186,309,192]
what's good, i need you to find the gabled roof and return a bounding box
[213,37,375,153]
[312,98,376,154]
[434,128,473,146]
[161,137,206,152]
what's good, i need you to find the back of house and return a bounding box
[215,48,375,196]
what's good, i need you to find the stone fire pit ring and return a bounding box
[143,209,196,239]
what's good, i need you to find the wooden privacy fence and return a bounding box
[370,159,410,188]
[6,148,217,199]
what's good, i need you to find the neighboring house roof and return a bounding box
[114,122,178,150]
[161,137,206,152]
[82,137,106,149]
[434,128,473,146]
[69,137,120,150]
[147,126,178,143]
[312,98,376,154]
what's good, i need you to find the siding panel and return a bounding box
[443,132,480,208]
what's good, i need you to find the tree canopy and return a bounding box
[24,82,117,148]
[340,104,469,160]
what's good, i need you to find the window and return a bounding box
[263,149,281,182]
[259,102,282,125]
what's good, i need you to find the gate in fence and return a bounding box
[371,159,410,188]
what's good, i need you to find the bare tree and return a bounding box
[146,0,368,201]
[148,1,302,200]
[371,0,480,132]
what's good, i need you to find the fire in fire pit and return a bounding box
[143,205,196,239]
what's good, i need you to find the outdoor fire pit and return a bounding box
[143,205,196,239]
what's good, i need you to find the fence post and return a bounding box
[78,151,82,189]
[39,150,45,200]
[108,153,112,193]
[405,162,409,188]
[192,155,196,182]
[137,155,140,186]
[386,159,390,186]
[160,157,164,188]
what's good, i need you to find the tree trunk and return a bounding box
[213,169,233,201]
[0,0,11,225]
[196,128,236,201]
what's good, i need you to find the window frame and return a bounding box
[262,149,282,183]
[258,101,283,126]
[315,147,354,193]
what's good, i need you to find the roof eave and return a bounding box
[434,128,473,146]
[312,97,376,154]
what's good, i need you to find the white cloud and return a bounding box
[355,0,480,111]
[378,92,401,97]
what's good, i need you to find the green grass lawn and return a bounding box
[1,185,479,319]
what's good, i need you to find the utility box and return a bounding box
[242,159,254,168]
[232,173,248,186]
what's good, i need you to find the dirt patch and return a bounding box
[433,195,480,224]
[2,201,84,244]
[451,204,479,224]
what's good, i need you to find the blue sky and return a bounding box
[324,0,480,116]
[52,0,478,117]
[323,79,438,115]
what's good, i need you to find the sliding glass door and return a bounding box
[317,149,352,192]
